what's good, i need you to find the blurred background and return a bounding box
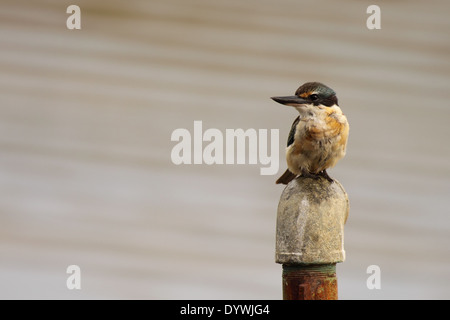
[0,0,449,299]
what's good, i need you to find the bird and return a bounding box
[271,82,349,185]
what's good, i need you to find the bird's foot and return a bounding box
[300,169,321,180]
[301,169,334,183]
[318,170,334,183]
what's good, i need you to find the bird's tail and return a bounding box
[276,169,297,185]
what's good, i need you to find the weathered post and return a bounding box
[276,176,349,300]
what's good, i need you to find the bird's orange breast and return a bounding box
[286,107,349,174]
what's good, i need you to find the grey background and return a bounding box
[1,0,449,299]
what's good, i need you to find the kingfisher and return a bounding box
[271,82,349,184]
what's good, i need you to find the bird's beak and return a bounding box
[271,96,309,106]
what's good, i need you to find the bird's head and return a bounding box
[271,82,339,117]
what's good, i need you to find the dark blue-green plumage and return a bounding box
[287,116,300,147]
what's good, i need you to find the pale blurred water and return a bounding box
[0,0,449,299]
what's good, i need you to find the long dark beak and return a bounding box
[271,96,308,106]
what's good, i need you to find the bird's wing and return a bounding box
[287,116,300,147]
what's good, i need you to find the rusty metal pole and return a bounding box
[282,264,338,300]
[276,176,349,300]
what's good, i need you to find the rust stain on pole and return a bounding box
[282,264,338,300]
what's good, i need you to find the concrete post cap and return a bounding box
[276,176,349,265]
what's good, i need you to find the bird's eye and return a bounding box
[309,94,319,101]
